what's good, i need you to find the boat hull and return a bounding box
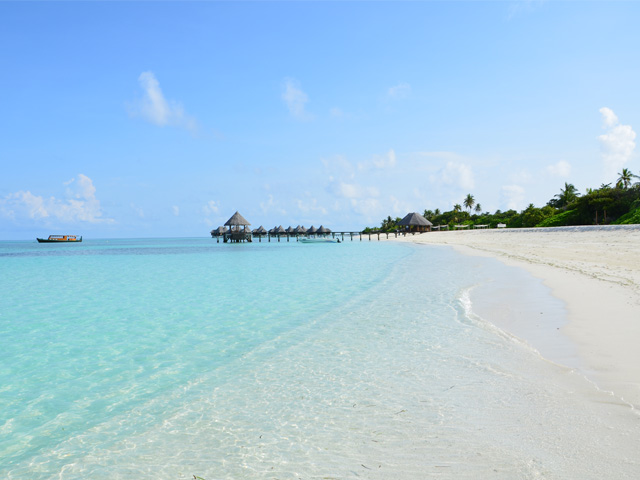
[37,236,82,243]
[299,238,339,244]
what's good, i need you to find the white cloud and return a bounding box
[388,82,411,99]
[129,71,197,131]
[435,161,475,190]
[546,160,571,178]
[259,194,288,216]
[348,197,382,220]
[330,181,379,200]
[282,78,311,120]
[295,197,328,215]
[0,174,113,224]
[203,200,220,215]
[509,169,533,184]
[172,206,180,216]
[358,149,397,171]
[501,184,525,211]
[598,107,636,180]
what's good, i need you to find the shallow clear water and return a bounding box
[1,238,639,479]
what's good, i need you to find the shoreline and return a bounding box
[396,225,640,410]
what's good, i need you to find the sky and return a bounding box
[1,0,639,240]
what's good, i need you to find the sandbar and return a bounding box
[396,225,640,410]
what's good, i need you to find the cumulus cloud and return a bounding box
[501,184,525,211]
[435,161,475,190]
[598,107,636,180]
[388,82,411,99]
[0,174,113,224]
[282,78,311,120]
[129,71,197,131]
[546,160,572,178]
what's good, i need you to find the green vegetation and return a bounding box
[365,170,640,232]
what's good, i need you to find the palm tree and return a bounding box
[616,168,638,189]
[463,194,475,213]
[453,204,462,213]
[475,203,482,214]
[555,182,580,207]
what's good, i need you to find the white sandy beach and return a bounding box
[397,226,640,410]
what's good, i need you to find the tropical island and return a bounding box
[365,169,640,232]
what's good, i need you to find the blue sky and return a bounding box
[1,1,638,239]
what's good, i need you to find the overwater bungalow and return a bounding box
[211,226,226,238]
[317,225,331,236]
[224,211,252,243]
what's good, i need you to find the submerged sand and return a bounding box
[397,226,640,410]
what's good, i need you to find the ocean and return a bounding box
[1,237,639,479]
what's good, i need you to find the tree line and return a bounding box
[365,168,640,232]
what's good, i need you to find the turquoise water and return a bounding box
[1,238,639,479]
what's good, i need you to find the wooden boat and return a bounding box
[37,235,82,243]
[299,237,340,244]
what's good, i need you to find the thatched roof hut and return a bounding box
[307,225,317,234]
[225,211,251,227]
[210,226,226,237]
[317,225,331,235]
[223,211,252,242]
[253,225,267,235]
[398,212,433,232]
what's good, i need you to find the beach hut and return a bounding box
[307,225,317,236]
[224,211,252,243]
[398,212,433,233]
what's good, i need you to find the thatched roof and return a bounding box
[212,226,226,235]
[307,225,317,234]
[224,211,251,226]
[253,226,267,234]
[398,212,433,227]
[276,225,286,234]
[285,226,295,234]
[295,225,307,234]
[317,225,331,234]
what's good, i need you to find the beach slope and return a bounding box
[399,226,640,409]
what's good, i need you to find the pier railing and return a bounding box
[230,231,427,243]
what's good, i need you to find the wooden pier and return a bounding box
[211,211,434,244]
[213,230,425,243]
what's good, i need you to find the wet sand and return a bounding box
[398,226,640,410]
